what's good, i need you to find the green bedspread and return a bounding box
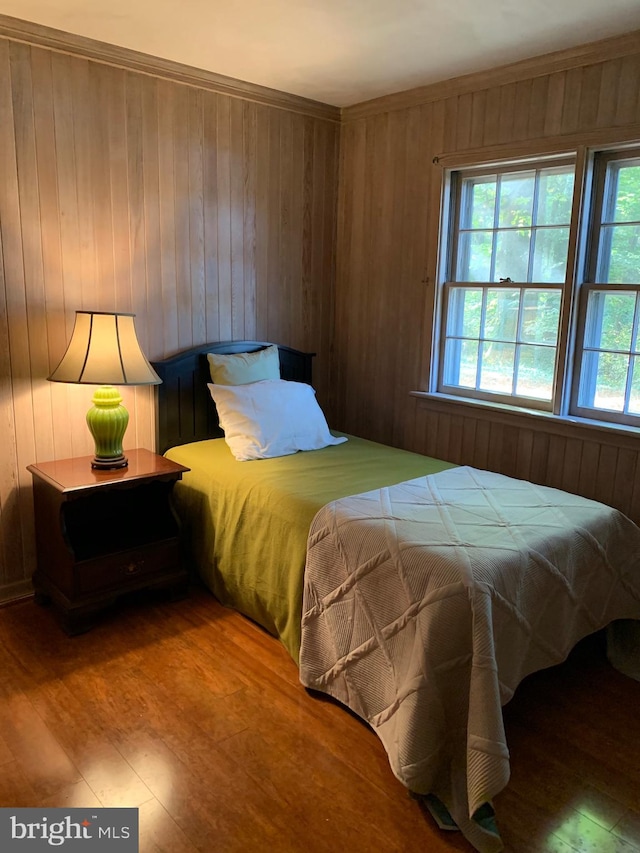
[166,434,455,661]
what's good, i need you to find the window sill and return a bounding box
[410,390,640,444]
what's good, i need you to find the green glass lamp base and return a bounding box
[86,385,130,470]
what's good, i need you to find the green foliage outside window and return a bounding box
[443,154,640,415]
[583,161,640,410]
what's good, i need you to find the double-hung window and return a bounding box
[573,151,640,425]
[436,146,640,428]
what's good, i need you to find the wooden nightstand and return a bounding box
[27,448,190,634]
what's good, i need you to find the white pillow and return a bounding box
[207,345,280,385]
[207,379,347,461]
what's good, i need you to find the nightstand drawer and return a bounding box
[29,449,189,633]
[77,540,181,594]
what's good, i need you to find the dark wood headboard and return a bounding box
[152,341,315,454]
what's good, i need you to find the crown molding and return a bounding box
[2,13,637,129]
[0,13,340,123]
[342,29,640,122]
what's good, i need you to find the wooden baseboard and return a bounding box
[0,580,34,607]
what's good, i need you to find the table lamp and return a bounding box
[48,310,161,470]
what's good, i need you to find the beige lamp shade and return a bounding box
[48,311,160,469]
[48,311,161,386]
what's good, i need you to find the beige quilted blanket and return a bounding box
[299,467,640,851]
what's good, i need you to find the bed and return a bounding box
[153,340,640,853]
[154,340,456,659]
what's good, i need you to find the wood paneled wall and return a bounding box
[411,395,640,524]
[0,21,339,601]
[2,19,640,603]
[335,32,640,524]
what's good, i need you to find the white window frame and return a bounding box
[570,150,640,427]
[433,143,640,429]
[437,156,578,413]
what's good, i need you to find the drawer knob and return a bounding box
[124,560,144,575]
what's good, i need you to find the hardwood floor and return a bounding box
[0,586,638,853]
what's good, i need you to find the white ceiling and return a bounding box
[1,0,640,107]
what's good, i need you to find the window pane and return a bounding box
[498,172,534,228]
[629,357,640,414]
[597,224,640,284]
[611,164,640,223]
[521,289,561,344]
[484,289,519,341]
[579,350,629,412]
[444,157,578,411]
[531,227,569,283]
[479,341,515,393]
[537,168,574,226]
[463,177,496,229]
[446,288,482,337]
[444,338,478,388]
[515,344,555,400]
[584,290,636,351]
[495,230,530,282]
[457,231,492,281]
